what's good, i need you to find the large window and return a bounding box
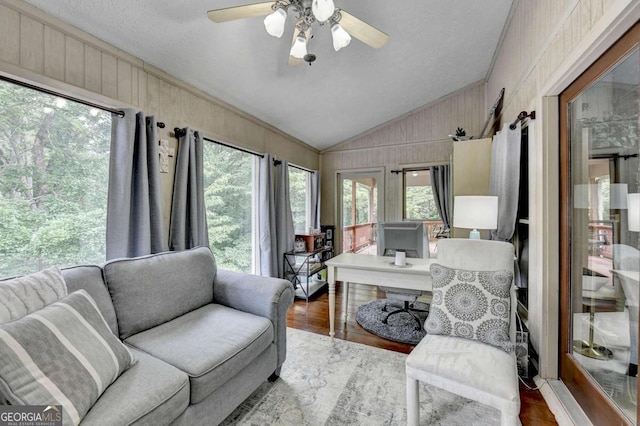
[0,80,111,277]
[202,142,256,273]
[289,166,311,234]
[403,169,439,221]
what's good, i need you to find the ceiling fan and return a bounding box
[207,0,389,66]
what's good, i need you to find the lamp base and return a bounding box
[469,229,481,239]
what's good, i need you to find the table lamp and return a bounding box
[453,196,499,239]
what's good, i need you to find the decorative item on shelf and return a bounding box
[294,237,307,253]
[449,127,473,141]
[295,233,325,252]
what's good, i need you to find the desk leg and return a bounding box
[328,267,335,338]
[343,281,349,323]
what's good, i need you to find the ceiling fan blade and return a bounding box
[288,23,311,67]
[338,10,389,49]
[207,2,276,23]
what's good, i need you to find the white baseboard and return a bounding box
[533,376,593,426]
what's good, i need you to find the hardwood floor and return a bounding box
[286,282,558,426]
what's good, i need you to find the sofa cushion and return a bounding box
[62,265,118,336]
[103,247,216,339]
[125,303,273,404]
[425,264,514,352]
[0,267,67,323]
[0,290,136,426]
[82,347,189,426]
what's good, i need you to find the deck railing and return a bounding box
[342,220,445,253]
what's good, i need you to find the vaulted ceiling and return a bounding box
[24,0,513,150]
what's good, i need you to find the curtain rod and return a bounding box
[390,166,434,174]
[273,159,315,173]
[174,128,264,158]
[509,110,536,130]
[0,74,126,118]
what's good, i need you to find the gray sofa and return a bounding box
[6,247,294,425]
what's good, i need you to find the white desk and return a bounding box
[325,253,436,337]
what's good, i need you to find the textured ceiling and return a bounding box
[24,0,513,150]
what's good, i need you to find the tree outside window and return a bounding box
[404,170,440,221]
[202,143,255,273]
[0,81,111,277]
[289,167,309,234]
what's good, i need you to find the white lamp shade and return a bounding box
[290,33,307,58]
[331,23,351,51]
[312,0,335,22]
[453,196,499,230]
[264,8,287,38]
[628,193,640,232]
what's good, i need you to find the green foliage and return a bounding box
[405,185,440,221]
[0,81,110,277]
[342,180,374,226]
[289,167,308,234]
[202,143,254,273]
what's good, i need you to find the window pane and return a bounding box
[404,170,440,221]
[289,167,309,234]
[202,143,254,273]
[0,81,111,277]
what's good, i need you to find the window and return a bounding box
[202,142,257,273]
[403,169,439,221]
[0,80,111,277]
[289,166,310,234]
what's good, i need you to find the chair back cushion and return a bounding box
[104,247,216,339]
[62,265,119,336]
[425,264,513,352]
[0,267,67,324]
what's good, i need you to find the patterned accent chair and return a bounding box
[405,239,521,426]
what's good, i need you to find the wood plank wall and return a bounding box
[0,0,319,230]
[487,0,618,126]
[320,81,485,231]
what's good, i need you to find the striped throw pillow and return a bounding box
[0,290,136,425]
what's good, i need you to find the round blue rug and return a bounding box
[355,299,429,345]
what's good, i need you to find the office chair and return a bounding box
[377,221,430,331]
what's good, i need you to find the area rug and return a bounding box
[221,328,501,425]
[355,299,430,345]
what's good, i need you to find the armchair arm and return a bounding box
[213,269,294,369]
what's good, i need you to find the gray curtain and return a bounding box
[490,122,522,241]
[310,170,321,230]
[169,128,209,250]
[430,165,452,229]
[106,110,167,260]
[257,155,295,278]
[258,154,277,277]
[275,160,295,278]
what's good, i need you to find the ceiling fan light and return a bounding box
[331,23,351,51]
[263,8,287,38]
[290,33,307,58]
[312,0,335,22]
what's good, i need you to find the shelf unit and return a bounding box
[283,246,333,301]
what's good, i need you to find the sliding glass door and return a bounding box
[560,23,639,425]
